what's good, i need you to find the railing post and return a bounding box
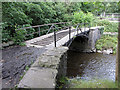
[77,27,78,34]
[38,27,40,36]
[76,24,79,34]
[84,23,85,32]
[88,24,90,31]
[69,26,71,40]
[54,28,56,47]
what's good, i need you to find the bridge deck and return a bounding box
[25,27,89,49]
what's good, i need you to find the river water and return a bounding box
[67,50,116,81]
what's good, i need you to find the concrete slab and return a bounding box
[18,67,57,88]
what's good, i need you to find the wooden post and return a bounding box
[116,18,120,87]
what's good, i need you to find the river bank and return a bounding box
[96,33,118,54]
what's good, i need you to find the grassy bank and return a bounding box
[96,35,118,54]
[67,79,118,88]
[57,77,118,88]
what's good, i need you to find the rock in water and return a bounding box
[102,48,113,54]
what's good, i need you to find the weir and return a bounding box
[18,26,104,88]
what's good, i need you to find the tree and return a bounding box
[92,2,119,16]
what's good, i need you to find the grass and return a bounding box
[68,79,118,88]
[18,42,26,46]
[96,35,118,54]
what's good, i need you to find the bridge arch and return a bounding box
[68,27,102,52]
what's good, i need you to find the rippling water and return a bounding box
[67,50,116,81]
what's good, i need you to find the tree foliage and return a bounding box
[2,2,119,44]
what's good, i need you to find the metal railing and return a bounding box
[16,22,90,47]
[16,22,71,36]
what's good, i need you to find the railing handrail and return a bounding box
[15,21,91,47]
[105,13,120,15]
[16,22,71,30]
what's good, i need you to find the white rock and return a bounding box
[102,48,113,54]
[97,50,102,53]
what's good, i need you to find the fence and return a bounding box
[100,13,120,18]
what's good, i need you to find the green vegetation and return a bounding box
[95,20,118,32]
[56,76,69,88]
[68,78,118,88]
[72,11,94,27]
[2,2,81,44]
[57,77,118,88]
[72,12,118,33]
[2,2,119,45]
[18,42,26,46]
[96,35,118,54]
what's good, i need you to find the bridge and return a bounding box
[15,22,104,88]
[17,22,104,52]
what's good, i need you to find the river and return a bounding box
[67,50,116,81]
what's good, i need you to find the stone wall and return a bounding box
[38,46,68,79]
[88,27,102,51]
[18,46,68,88]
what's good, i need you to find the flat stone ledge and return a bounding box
[18,67,57,88]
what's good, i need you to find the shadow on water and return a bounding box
[67,50,116,81]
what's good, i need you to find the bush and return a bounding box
[2,30,11,42]
[72,11,94,27]
[2,22,12,42]
[95,20,118,32]
[96,35,118,54]
[12,29,27,44]
[12,24,35,44]
[22,24,35,40]
[84,12,94,25]
[72,11,85,24]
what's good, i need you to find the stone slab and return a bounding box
[18,67,57,88]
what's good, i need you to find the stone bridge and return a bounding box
[18,25,104,88]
